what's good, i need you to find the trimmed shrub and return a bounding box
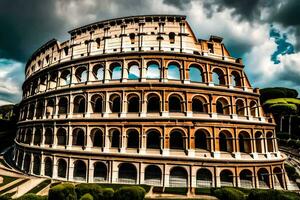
[75,183,103,200]
[246,189,300,200]
[79,193,93,200]
[114,186,146,200]
[195,187,212,195]
[103,188,114,200]
[48,183,77,200]
[0,194,11,200]
[16,194,47,200]
[164,187,188,195]
[213,188,245,200]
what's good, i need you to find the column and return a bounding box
[161,90,168,117]
[163,164,169,187]
[40,154,45,176]
[86,126,92,151]
[141,57,146,82]
[103,92,110,117]
[104,61,110,83]
[120,126,126,153]
[140,91,146,117]
[139,126,146,154]
[111,161,118,183]
[103,126,110,153]
[122,59,128,82]
[88,159,93,183]
[120,91,126,118]
[68,158,74,181]
[52,157,58,179]
[162,126,169,156]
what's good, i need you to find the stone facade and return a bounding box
[13,15,287,189]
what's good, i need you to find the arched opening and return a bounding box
[170,130,185,150]
[44,158,53,177]
[91,128,103,147]
[110,63,122,80]
[144,165,162,186]
[273,167,284,189]
[146,130,161,149]
[196,168,213,187]
[169,95,182,112]
[94,162,107,182]
[189,65,204,82]
[250,101,257,117]
[111,129,121,148]
[169,32,175,43]
[75,66,87,83]
[58,97,68,114]
[192,97,207,113]
[57,159,67,178]
[220,169,234,187]
[49,72,58,89]
[93,64,104,80]
[25,129,32,144]
[255,132,263,153]
[266,132,274,152]
[129,33,135,43]
[239,132,252,153]
[118,163,137,184]
[257,168,270,188]
[74,160,87,181]
[91,95,103,113]
[212,68,225,85]
[127,130,139,148]
[110,94,121,113]
[60,70,71,86]
[231,71,241,87]
[23,154,31,173]
[169,167,188,187]
[35,101,44,119]
[44,128,53,145]
[147,94,160,113]
[195,130,210,151]
[240,169,253,188]
[128,95,140,113]
[128,63,140,79]
[33,156,41,175]
[216,98,229,115]
[72,128,85,147]
[236,99,245,116]
[57,128,67,146]
[219,131,233,152]
[168,63,180,80]
[17,151,24,168]
[28,104,35,119]
[147,62,160,79]
[73,95,86,113]
[46,99,55,116]
[33,129,42,145]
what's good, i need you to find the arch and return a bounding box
[35,101,44,119]
[28,104,35,119]
[146,130,161,149]
[44,128,53,145]
[216,98,230,115]
[110,94,121,113]
[266,132,274,152]
[239,131,252,153]
[147,61,160,79]
[169,94,183,112]
[118,163,137,184]
[168,62,180,80]
[144,165,162,186]
[110,129,121,148]
[169,167,188,187]
[57,159,67,178]
[255,131,263,153]
[231,71,242,87]
[25,129,32,144]
[240,169,253,188]
[128,94,140,113]
[219,131,233,152]
[212,68,226,85]
[91,94,103,113]
[189,64,204,82]
[33,155,41,175]
[169,32,176,43]
[75,66,87,83]
[17,151,24,168]
[60,70,71,86]
[170,130,185,150]
[46,99,55,116]
[127,129,139,148]
[58,97,68,114]
[91,128,103,147]
[128,62,140,80]
[250,100,257,117]
[273,167,284,189]
[57,128,67,146]
[44,157,53,177]
[110,63,122,80]
[147,94,160,113]
[73,95,86,113]
[74,160,87,181]
[72,128,85,146]
[33,129,42,145]
[23,154,31,173]
[195,129,211,151]
[93,64,104,80]
[236,99,245,116]
[94,162,107,182]
[196,168,213,187]
[192,96,207,113]
[220,169,234,187]
[257,168,270,188]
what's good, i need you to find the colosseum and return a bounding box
[13,15,288,190]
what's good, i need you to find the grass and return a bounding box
[0,179,28,195]
[0,176,18,187]
[26,179,51,194]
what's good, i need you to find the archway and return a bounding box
[169,167,188,187]
[57,128,67,146]
[57,159,67,178]
[118,163,137,184]
[189,65,203,82]
[128,95,140,113]
[91,128,103,147]
[144,165,162,186]
[212,68,225,85]
[196,168,213,187]
[167,63,180,80]
[33,156,41,175]
[73,96,86,113]
[195,130,210,151]
[111,129,121,148]
[239,132,252,153]
[72,128,85,146]
[220,169,234,187]
[94,162,107,182]
[219,131,233,152]
[170,130,185,150]
[44,157,53,177]
[58,97,68,114]
[147,62,160,79]
[74,160,87,181]
[146,130,161,149]
[127,130,139,148]
[169,95,182,112]
[147,94,160,113]
[240,169,253,188]
[257,168,270,189]
[110,94,121,113]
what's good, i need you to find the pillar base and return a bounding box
[140,112,146,117]
[265,152,272,159]
[250,152,258,159]
[103,112,109,117]
[208,82,214,86]
[161,111,169,117]
[139,148,146,154]
[184,80,190,84]
[231,114,238,119]
[186,111,193,117]
[233,152,241,159]
[187,149,195,157]
[120,147,126,153]
[103,147,109,153]
[212,151,220,158]
[120,112,127,118]
[211,113,218,119]
[162,149,170,156]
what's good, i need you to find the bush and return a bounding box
[164,187,188,195]
[0,194,11,200]
[79,193,93,200]
[48,183,77,200]
[102,188,114,200]
[114,186,146,200]
[75,183,103,200]
[247,189,300,200]
[213,188,245,200]
[16,194,47,200]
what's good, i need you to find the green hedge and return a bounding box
[102,188,114,200]
[75,183,103,200]
[163,187,188,195]
[247,189,300,200]
[213,188,245,200]
[16,193,47,200]
[114,186,146,200]
[48,183,77,200]
[79,193,93,200]
[195,187,212,195]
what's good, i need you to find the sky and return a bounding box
[0,0,300,105]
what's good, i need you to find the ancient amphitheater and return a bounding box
[13,15,288,189]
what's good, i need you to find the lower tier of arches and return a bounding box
[13,146,288,190]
